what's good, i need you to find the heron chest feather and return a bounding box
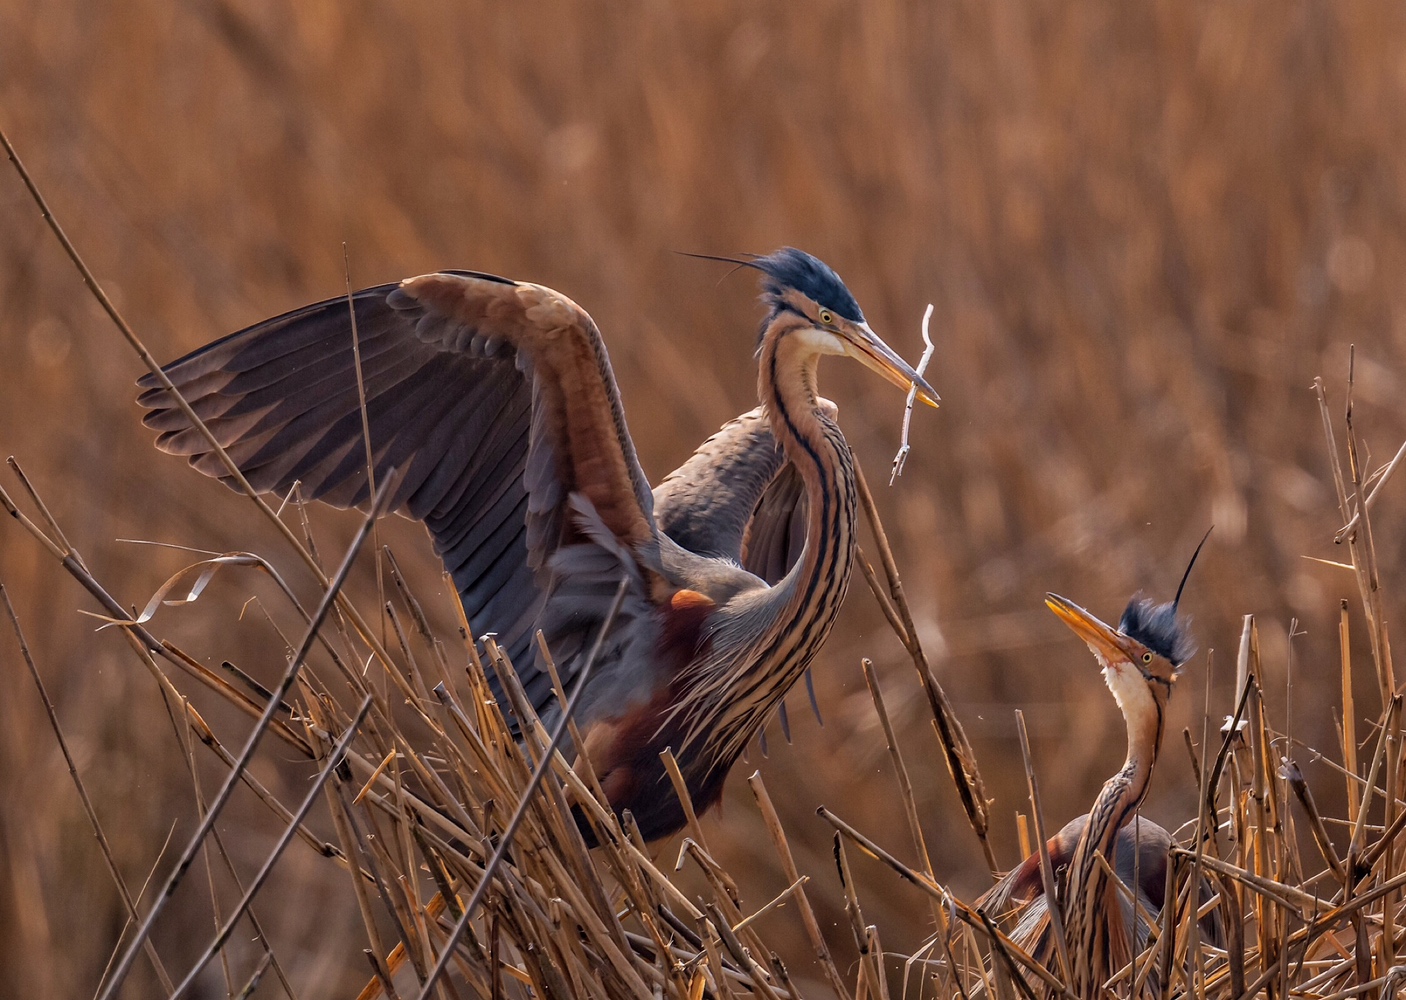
[658,589,717,668]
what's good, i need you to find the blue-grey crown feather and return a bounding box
[752,247,865,323]
[1119,595,1195,667]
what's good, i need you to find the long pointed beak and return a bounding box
[848,323,940,407]
[1045,593,1135,665]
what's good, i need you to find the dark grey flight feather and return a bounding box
[136,274,636,715]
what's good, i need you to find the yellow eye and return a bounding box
[1142,652,1154,664]
[818,309,834,326]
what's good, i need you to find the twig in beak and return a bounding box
[891,303,936,484]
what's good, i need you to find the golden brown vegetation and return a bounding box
[5,3,1406,998]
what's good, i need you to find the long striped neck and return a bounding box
[687,318,859,767]
[1063,689,1163,996]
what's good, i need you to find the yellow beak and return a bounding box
[1045,593,1136,666]
[848,323,940,407]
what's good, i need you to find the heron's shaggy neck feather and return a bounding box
[674,318,858,766]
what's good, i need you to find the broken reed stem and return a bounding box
[1317,373,1395,709]
[1344,600,1361,828]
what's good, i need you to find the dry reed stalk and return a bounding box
[748,772,851,998]
[855,465,995,872]
[0,583,177,994]
[860,657,949,939]
[1011,709,1072,987]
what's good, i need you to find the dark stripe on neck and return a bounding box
[721,341,857,740]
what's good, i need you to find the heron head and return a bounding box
[1044,593,1184,713]
[1044,530,1209,711]
[686,247,939,406]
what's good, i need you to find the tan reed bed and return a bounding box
[8,120,1406,999]
[0,412,983,1000]
[812,358,1406,1000]
[0,420,989,1000]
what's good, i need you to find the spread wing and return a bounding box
[652,404,818,586]
[138,270,662,707]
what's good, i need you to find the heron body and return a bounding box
[138,248,937,842]
[979,551,1213,997]
[980,814,1176,958]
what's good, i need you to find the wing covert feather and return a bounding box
[653,403,822,585]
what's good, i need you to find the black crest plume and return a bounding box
[680,247,865,323]
[1118,528,1213,667]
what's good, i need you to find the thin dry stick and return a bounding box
[662,747,712,855]
[1317,373,1395,708]
[890,302,937,483]
[815,808,1070,997]
[0,583,176,995]
[1285,760,1347,882]
[234,951,275,1000]
[1384,707,1400,969]
[747,772,851,999]
[731,876,810,934]
[861,657,949,938]
[98,475,394,1000]
[701,900,784,1000]
[1169,851,1322,915]
[329,782,400,994]
[171,692,238,998]
[341,246,396,704]
[1343,601,1361,828]
[1334,437,1406,543]
[1012,709,1072,985]
[1349,698,1397,857]
[834,834,887,1000]
[0,474,315,755]
[1341,357,1397,706]
[854,465,994,871]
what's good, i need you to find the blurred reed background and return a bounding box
[3,2,1406,996]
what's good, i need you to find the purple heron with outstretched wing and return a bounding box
[138,248,937,842]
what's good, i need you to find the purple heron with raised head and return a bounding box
[137,248,938,842]
[979,538,1218,996]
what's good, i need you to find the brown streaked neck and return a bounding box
[695,319,858,761]
[758,319,828,449]
[755,320,855,598]
[1077,692,1163,867]
[1062,682,1165,996]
